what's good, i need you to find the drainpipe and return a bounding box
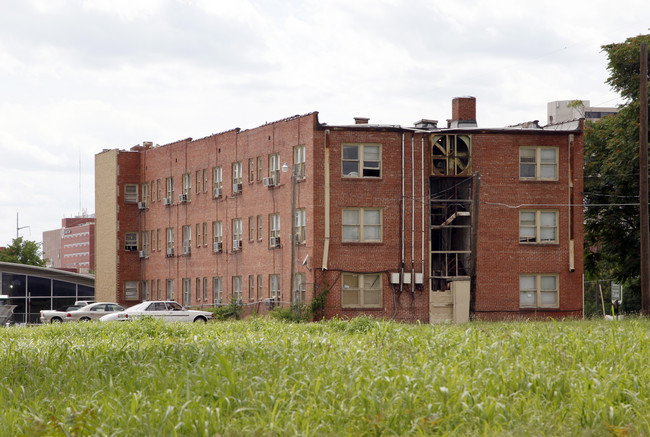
[322,130,331,271]
[568,134,575,272]
[400,132,405,296]
[421,135,425,285]
[411,133,415,294]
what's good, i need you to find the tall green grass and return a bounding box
[1,317,649,436]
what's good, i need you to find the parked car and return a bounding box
[99,301,213,323]
[40,305,82,324]
[63,302,125,322]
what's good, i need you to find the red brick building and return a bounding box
[43,216,96,274]
[95,97,583,322]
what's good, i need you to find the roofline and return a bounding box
[0,262,95,285]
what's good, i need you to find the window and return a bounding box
[342,208,382,242]
[157,179,162,201]
[269,213,280,245]
[257,274,263,299]
[520,147,558,180]
[342,273,382,308]
[213,221,223,247]
[342,144,381,178]
[257,156,263,181]
[196,278,201,300]
[249,216,255,241]
[150,181,155,202]
[257,215,263,241]
[196,170,202,194]
[182,225,191,254]
[203,222,208,246]
[232,276,242,302]
[166,227,175,251]
[249,275,255,300]
[269,153,281,184]
[183,278,191,306]
[151,279,156,300]
[232,218,242,251]
[125,184,138,203]
[203,277,208,301]
[204,169,209,193]
[141,183,149,207]
[141,231,149,257]
[213,277,223,304]
[293,273,306,305]
[249,158,255,183]
[232,162,242,189]
[166,279,175,300]
[295,208,306,244]
[520,274,558,308]
[165,177,174,201]
[213,166,223,194]
[270,274,281,300]
[125,281,139,300]
[125,232,138,251]
[182,173,191,200]
[294,145,306,179]
[142,281,149,301]
[157,279,161,300]
[157,229,161,252]
[196,224,202,248]
[150,230,156,252]
[519,210,558,243]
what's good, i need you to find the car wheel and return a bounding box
[80,317,91,322]
[51,317,62,323]
[193,316,207,323]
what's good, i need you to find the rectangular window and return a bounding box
[269,153,281,184]
[125,281,139,300]
[157,229,161,251]
[520,147,558,180]
[196,170,202,194]
[141,231,149,257]
[203,277,208,301]
[182,173,191,200]
[257,156,263,181]
[141,183,149,207]
[213,166,223,193]
[232,218,242,251]
[196,224,201,248]
[270,274,281,300]
[125,232,138,251]
[293,273,306,305]
[213,221,223,244]
[342,208,382,242]
[342,144,381,178]
[257,215,263,241]
[294,145,306,179]
[166,177,174,201]
[249,216,255,241]
[125,184,138,203]
[151,181,156,202]
[196,277,201,300]
[213,277,223,304]
[166,228,175,250]
[295,208,306,244]
[157,179,162,201]
[249,158,255,183]
[257,274,263,299]
[182,225,191,254]
[151,230,156,252]
[151,279,156,300]
[269,213,280,245]
[232,162,242,188]
[232,276,242,302]
[166,279,174,300]
[520,274,558,308]
[157,279,161,300]
[249,275,255,300]
[203,169,209,193]
[182,278,191,306]
[519,210,558,243]
[203,222,208,246]
[342,273,382,308]
[142,281,149,301]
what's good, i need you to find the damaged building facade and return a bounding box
[95,97,583,322]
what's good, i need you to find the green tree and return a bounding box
[584,33,650,313]
[0,237,47,267]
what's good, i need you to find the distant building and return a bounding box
[547,100,618,124]
[42,216,95,274]
[95,97,584,322]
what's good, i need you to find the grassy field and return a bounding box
[1,317,650,436]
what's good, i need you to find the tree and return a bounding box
[584,33,650,313]
[0,237,47,267]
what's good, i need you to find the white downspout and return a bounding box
[421,135,426,283]
[411,134,415,293]
[322,129,331,271]
[400,132,405,295]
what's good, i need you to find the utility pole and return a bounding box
[641,43,649,315]
[16,212,29,239]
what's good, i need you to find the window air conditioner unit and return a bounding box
[232,240,242,251]
[270,236,280,247]
[137,201,147,210]
[183,245,191,255]
[178,194,188,203]
[232,183,242,194]
[138,251,146,258]
[263,177,276,187]
[214,298,222,306]
[163,197,171,206]
[166,247,174,257]
[213,187,222,198]
[213,242,222,253]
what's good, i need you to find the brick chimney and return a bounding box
[448,97,477,128]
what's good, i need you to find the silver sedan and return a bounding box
[64,302,125,322]
[99,301,213,323]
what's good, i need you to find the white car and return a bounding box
[99,301,213,323]
[64,302,124,322]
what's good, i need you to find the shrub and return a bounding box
[210,302,242,320]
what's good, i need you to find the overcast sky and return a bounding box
[0,0,648,248]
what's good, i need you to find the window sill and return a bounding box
[341,177,383,181]
[342,242,383,246]
[342,307,384,311]
[519,307,560,311]
[519,178,559,183]
[519,242,560,246]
